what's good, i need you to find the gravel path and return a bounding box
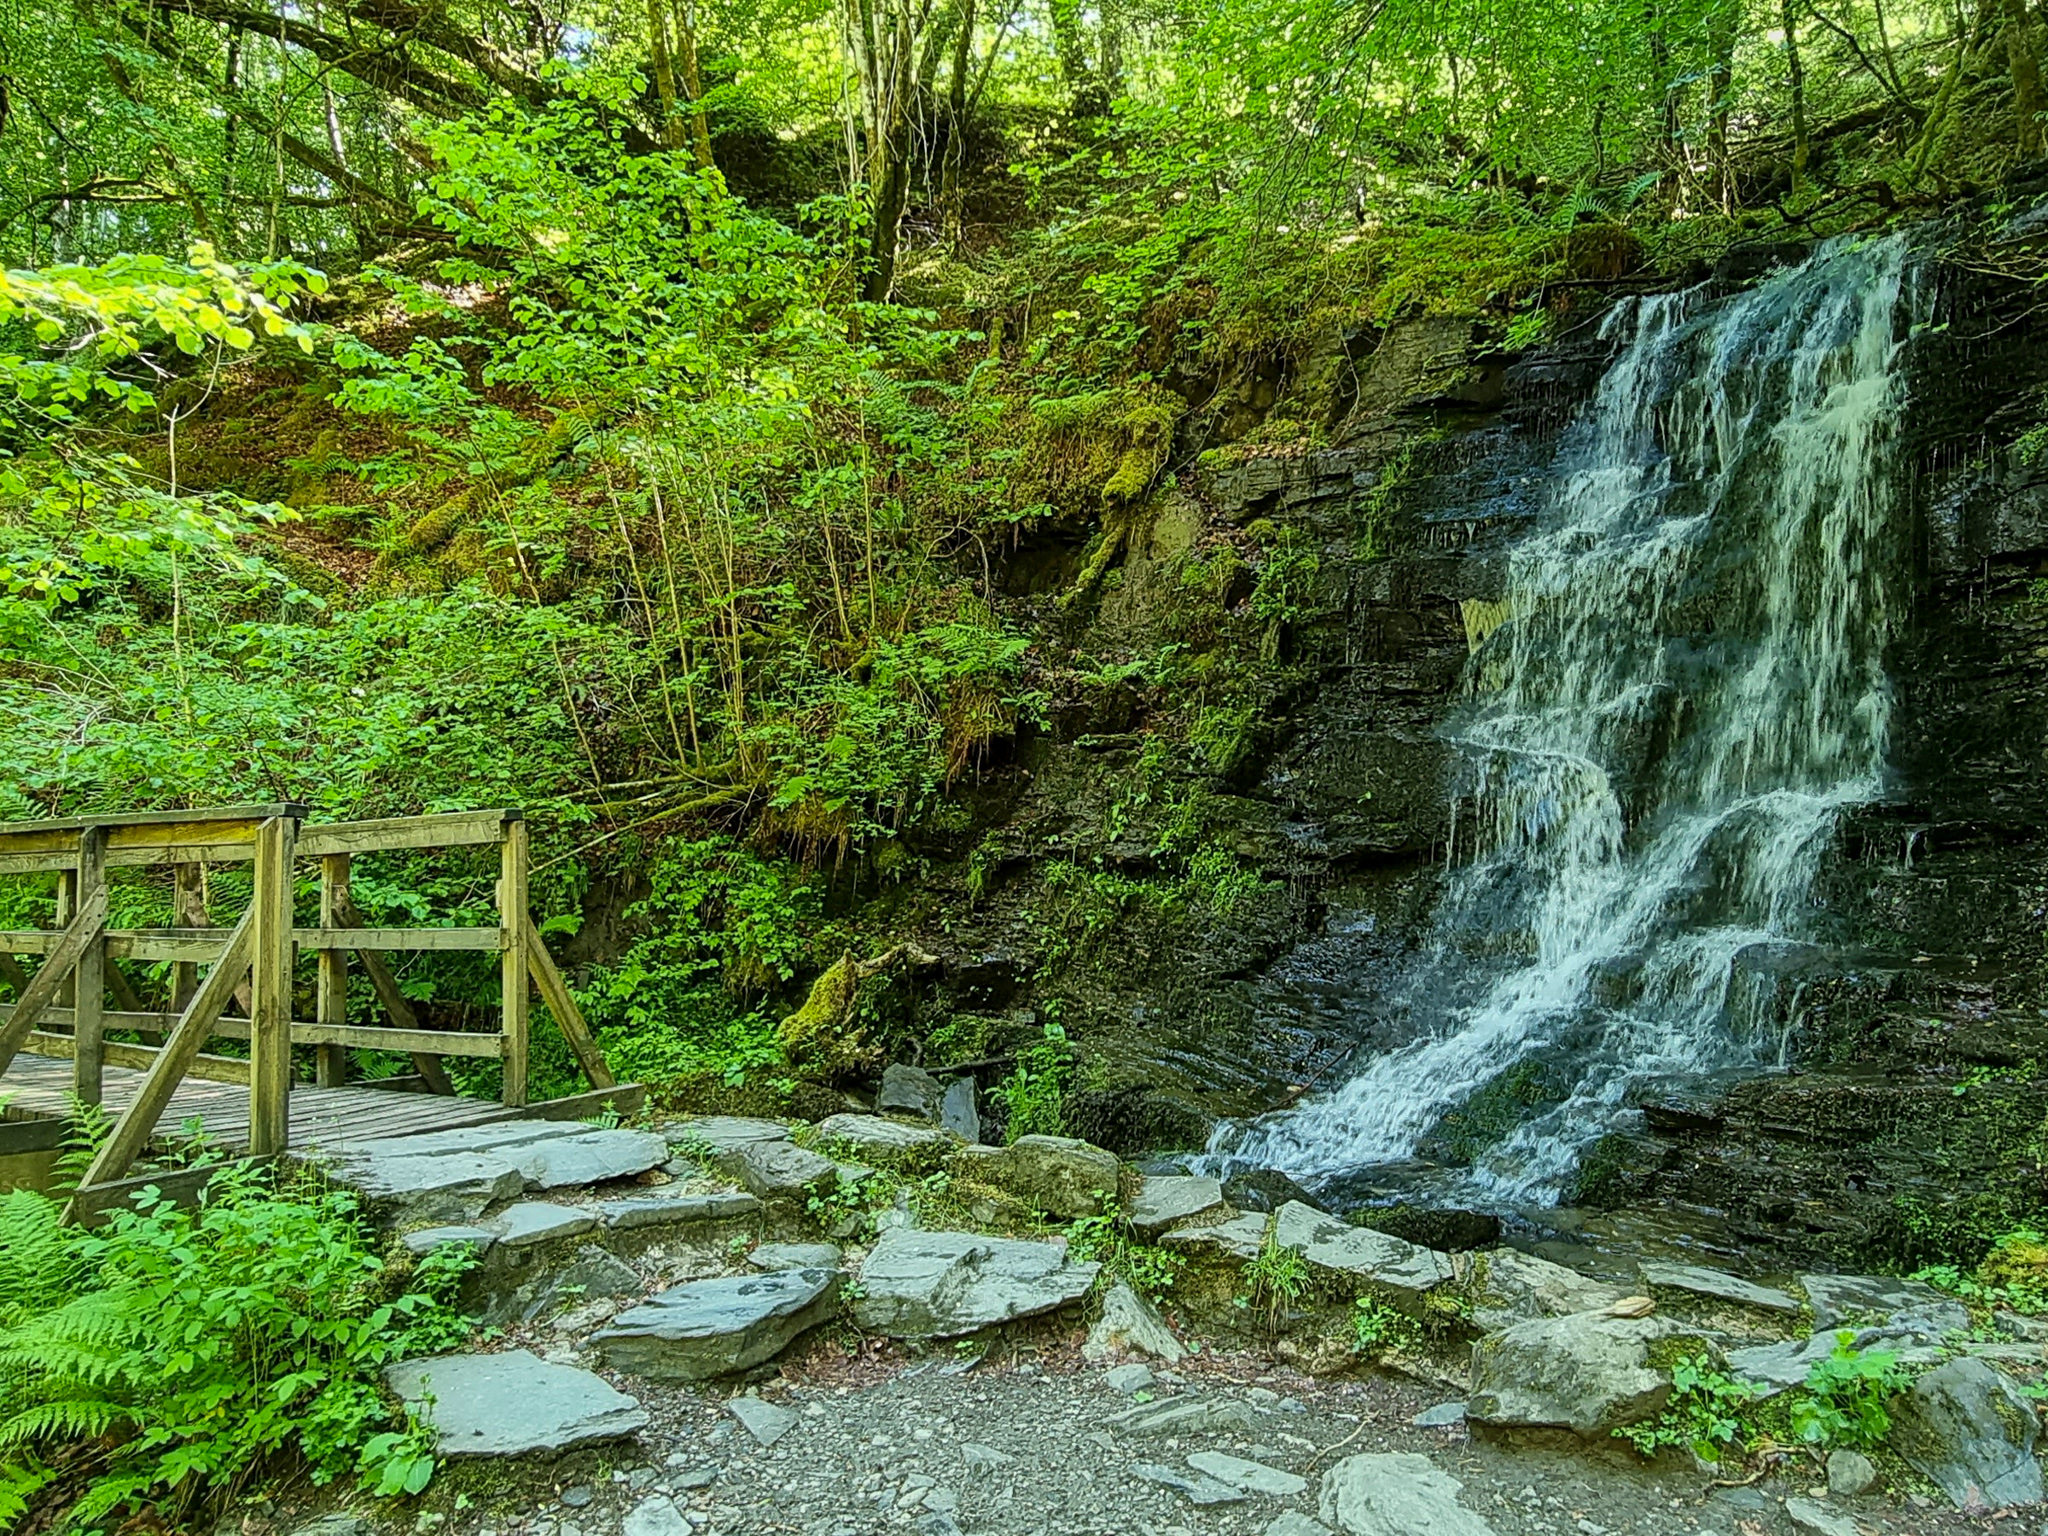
[391,1332,1998,1536]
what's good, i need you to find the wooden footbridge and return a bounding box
[0,805,638,1218]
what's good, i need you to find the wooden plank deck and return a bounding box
[0,1052,522,1157]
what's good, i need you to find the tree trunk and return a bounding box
[1707,0,1738,209]
[2005,0,2047,155]
[1782,0,1810,187]
[941,0,974,248]
[1048,0,1103,117]
[673,0,716,170]
[645,0,686,150]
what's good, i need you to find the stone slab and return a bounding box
[748,1242,843,1271]
[1187,1451,1307,1496]
[1133,1462,1246,1506]
[335,1152,525,1225]
[1800,1272,1970,1336]
[1128,1175,1226,1238]
[1639,1261,1800,1315]
[492,1202,600,1247]
[598,1191,763,1230]
[815,1114,953,1154]
[593,1269,839,1381]
[517,1130,671,1190]
[851,1228,1098,1338]
[1106,1395,1258,1437]
[1319,1453,1499,1536]
[402,1224,497,1257]
[727,1395,801,1446]
[1274,1202,1453,1295]
[1162,1211,1268,1262]
[385,1349,646,1457]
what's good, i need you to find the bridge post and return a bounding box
[248,814,299,1155]
[71,828,107,1104]
[316,854,350,1088]
[498,819,530,1107]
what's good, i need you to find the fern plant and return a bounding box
[0,1167,473,1531]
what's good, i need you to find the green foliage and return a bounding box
[1614,1352,1758,1460]
[0,1170,472,1530]
[1067,1210,1185,1301]
[1235,1233,1310,1334]
[1789,1333,1911,1450]
[993,1021,1072,1141]
[1349,1296,1415,1358]
[1915,1225,2048,1315]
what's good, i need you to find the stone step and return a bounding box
[384,1348,647,1457]
[592,1268,841,1381]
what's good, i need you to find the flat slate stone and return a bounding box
[1162,1212,1268,1262]
[1319,1452,1499,1536]
[593,1269,839,1381]
[1083,1280,1187,1363]
[1107,1396,1258,1437]
[1128,1175,1226,1238]
[598,1191,763,1230]
[402,1224,497,1257]
[492,1202,600,1247]
[727,1395,801,1446]
[1133,1462,1246,1506]
[1891,1356,2045,1510]
[734,1139,843,1199]
[1784,1497,1860,1536]
[336,1152,525,1224]
[519,1130,671,1190]
[1274,1202,1453,1295]
[815,1114,952,1154]
[1801,1272,1970,1335]
[851,1228,1098,1338]
[1639,1261,1800,1314]
[385,1349,646,1457]
[622,1496,691,1536]
[1728,1328,1941,1397]
[1187,1451,1307,1496]
[941,1077,980,1142]
[748,1242,842,1271]
[1411,1401,1467,1428]
[1266,1516,1335,1536]
[951,1135,1120,1218]
[879,1063,945,1119]
[1471,1249,1631,1331]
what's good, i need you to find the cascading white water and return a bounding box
[1216,235,1912,1205]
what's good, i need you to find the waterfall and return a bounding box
[1217,235,1912,1206]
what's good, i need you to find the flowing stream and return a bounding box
[1215,235,1914,1206]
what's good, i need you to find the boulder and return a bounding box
[1083,1281,1187,1363]
[1889,1356,2044,1510]
[1470,1249,1630,1331]
[879,1063,946,1119]
[1638,1261,1801,1317]
[385,1349,647,1456]
[733,1139,844,1200]
[851,1229,1098,1338]
[592,1269,839,1381]
[1468,1314,1700,1437]
[941,1077,981,1142]
[1801,1272,1969,1337]
[1128,1175,1226,1238]
[815,1114,953,1158]
[1319,1453,1500,1536]
[1273,1202,1453,1298]
[952,1136,1121,1218]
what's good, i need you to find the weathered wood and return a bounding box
[293,925,505,951]
[72,828,108,1105]
[0,840,259,875]
[0,888,109,1079]
[327,892,455,1093]
[316,854,349,1088]
[71,907,254,1192]
[514,1081,646,1123]
[498,820,531,1108]
[24,1030,252,1085]
[172,863,206,1008]
[297,808,518,857]
[248,817,296,1157]
[526,918,614,1089]
[3,1006,505,1060]
[0,1117,68,1155]
[0,804,306,837]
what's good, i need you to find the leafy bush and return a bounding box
[993,1022,1073,1141]
[1613,1352,1757,1460]
[0,1170,471,1530]
[1235,1234,1310,1335]
[1790,1333,1911,1450]
[1350,1296,1415,1358]
[1067,1210,1185,1301]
